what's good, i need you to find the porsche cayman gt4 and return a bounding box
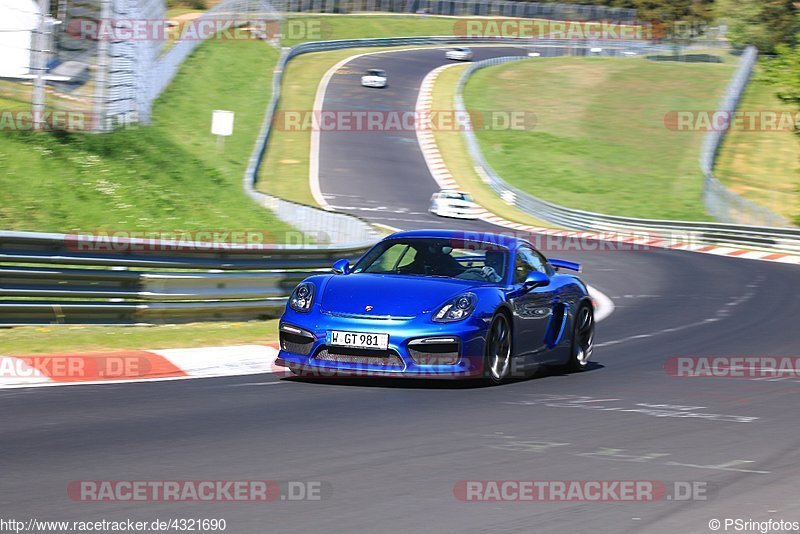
[276,230,594,385]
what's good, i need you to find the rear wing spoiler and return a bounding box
[549,258,582,273]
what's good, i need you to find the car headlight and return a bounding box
[433,292,477,323]
[289,282,315,312]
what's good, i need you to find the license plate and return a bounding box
[327,330,389,350]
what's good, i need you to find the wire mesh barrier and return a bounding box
[0,0,280,131]
[454,53,800,243]
[141,0,282,124]
[699,46,790,227]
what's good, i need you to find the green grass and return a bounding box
[464,56,737,220]
[0,320,279,355]
[282,14,461,46]
[714,73,800,223]
[430,64,550,227]
[0,39,296,238]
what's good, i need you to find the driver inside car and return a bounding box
[481,250,504,282]
[400,243,463,276]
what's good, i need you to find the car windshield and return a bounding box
[352,238,508,283]
[367,69,385,76]
[441,191,472,202]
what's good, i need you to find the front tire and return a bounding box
[484,313,512,385]
[568,303,594,372]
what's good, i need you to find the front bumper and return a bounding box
[277,310,488,379]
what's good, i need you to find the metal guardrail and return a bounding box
[454,54,800,253]
[0,231,374,325]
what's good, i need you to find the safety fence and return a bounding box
[699,46,789,227]
[0,230,373,325]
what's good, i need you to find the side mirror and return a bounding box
[522,271,550,291]
[332,258,351,275]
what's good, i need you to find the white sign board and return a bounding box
[211,110,234,137]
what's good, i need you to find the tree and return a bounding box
[715,0,797,54]
[760,41,800,107]
[624,0,715,43]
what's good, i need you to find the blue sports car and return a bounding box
[276,230,595,385]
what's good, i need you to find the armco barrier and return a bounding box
[453,54,800,250]
[0,231,374,325]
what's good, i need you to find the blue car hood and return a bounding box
[320,274,478,318]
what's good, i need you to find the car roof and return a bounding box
[386,229,526,249]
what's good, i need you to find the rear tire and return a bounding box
[484,313,512,385]
[567,303,594,372]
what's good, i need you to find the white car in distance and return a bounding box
[446,47,473,61]
[361,68,387,88]
[430,190,481,219]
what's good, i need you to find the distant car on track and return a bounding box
[446,47,473,61]
[361,68,387,88]
[276,230,595,385]
[429,190,481,219]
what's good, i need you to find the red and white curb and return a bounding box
[415,64,463,191]
[415,65,800,266]
[0,345,285,389]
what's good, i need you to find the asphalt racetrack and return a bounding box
[2,47,799,534]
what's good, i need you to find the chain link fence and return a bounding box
[0,0,280,131]
[140,0,281,124]
[700,46,790,227]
